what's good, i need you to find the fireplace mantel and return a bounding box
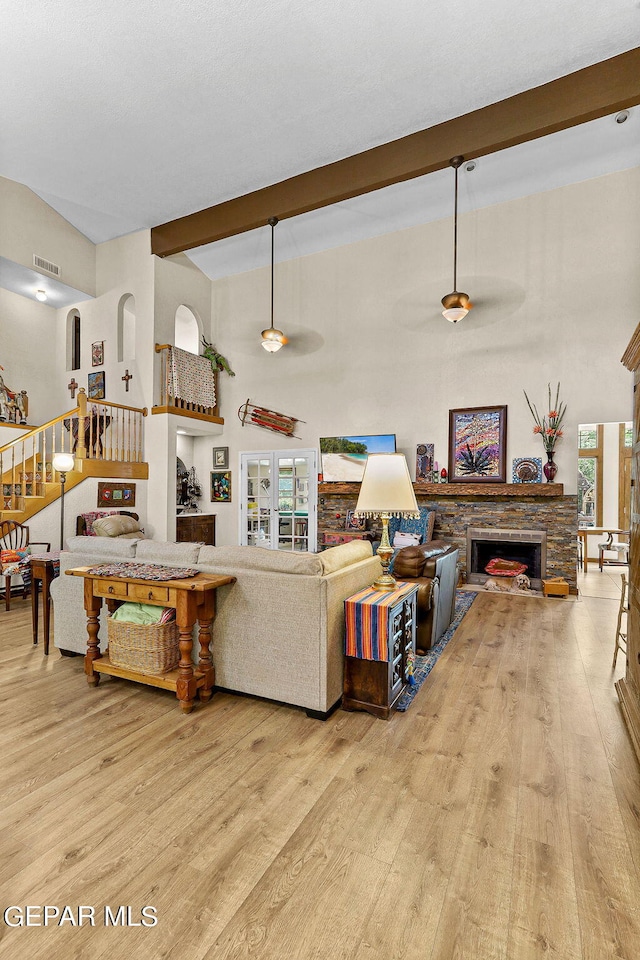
[319,482,563,497]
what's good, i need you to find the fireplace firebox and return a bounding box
[466,527,547,590]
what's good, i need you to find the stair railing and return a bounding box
[0,389,147,511]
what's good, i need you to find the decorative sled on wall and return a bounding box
[238,399,304,438]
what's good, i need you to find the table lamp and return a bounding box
[354,453,419,590]
[52,452,75,549]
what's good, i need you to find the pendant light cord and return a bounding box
[269,216,278,332]
[453,162,458,292]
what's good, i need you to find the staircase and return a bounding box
[0,388,148,522]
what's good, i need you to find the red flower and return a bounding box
[549,410,558,418]
[533,425,543,434]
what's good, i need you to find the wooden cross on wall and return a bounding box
[67,378,78,399]
[121,369,133,392]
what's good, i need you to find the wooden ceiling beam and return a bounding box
[151,47,640,258]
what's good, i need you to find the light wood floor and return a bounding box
[0,575,638,960]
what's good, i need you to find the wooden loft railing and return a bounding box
[0,388,148,515]
[152,343,223,424]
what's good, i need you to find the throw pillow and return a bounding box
[92,514,142,538]
[393,531,421,548]
[1,547,31,574]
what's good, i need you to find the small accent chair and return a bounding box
[613,573,629,669]
[598,532,629,571]
[0,520,50,611]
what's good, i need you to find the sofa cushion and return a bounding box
[92,514,144,538]
[319,540,373,575]
[198,545,323,575]
[65,536,137,558]
[136,540,202,565]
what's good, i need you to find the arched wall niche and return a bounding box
[117,293,136,362]
[174,304,201,354]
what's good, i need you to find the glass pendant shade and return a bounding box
[441,291,472,323]
[261,328,285,352]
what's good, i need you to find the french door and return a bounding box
[240,450,317,552]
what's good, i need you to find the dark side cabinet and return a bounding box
[176,514,216,546]
[343,583,418,719]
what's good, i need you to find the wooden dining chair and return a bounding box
[0,521,50,611]
[613,573,629,669]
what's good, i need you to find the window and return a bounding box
[578,424,603,527]
[67,309,81,371]
[174,305,200,354]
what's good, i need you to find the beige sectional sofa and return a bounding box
[50,537,381,718]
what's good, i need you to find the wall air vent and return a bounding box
[33,255,61,277]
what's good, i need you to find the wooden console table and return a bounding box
[66,566,235,713]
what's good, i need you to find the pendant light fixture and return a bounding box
[261,216,286,353]
[441,156,473,323]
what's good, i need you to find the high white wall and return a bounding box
[0,287,56,420]
[203,167,639,545]
[0,177,96,296]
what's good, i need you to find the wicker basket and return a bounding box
[107,616,179,674]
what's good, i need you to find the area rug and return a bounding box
[396,590,478,711]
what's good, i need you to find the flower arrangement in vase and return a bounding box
[523,382,567,482]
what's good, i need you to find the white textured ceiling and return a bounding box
[1,1,639,280]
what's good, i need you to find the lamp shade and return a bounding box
[354,454,419,518]
[52,452,75,473]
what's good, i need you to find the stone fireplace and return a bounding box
[467,527,547,590]
[318,480,577,592]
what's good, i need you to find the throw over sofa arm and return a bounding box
[392,540,460,653]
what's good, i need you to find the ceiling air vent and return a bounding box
[33,254,61,277]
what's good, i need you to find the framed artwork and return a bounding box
[97,481,136,506]
[448,405,507,483]
[212,446,229,469]
[210,470,232,502]
[416,442,435,481]
[345,509,366,531]
[512,457,542,483]
[91,341,104,367]
[87,371,105,400]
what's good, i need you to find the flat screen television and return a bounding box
[319,434,397,482]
